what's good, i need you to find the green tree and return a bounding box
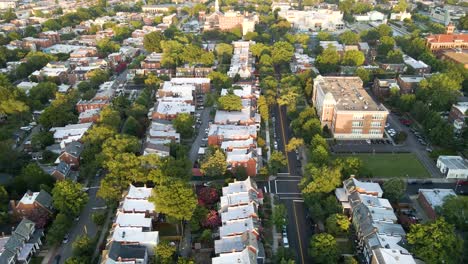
[325,214,350,236]
[29,82,57,106]
[47,213,72,245]
[143,31,165,52]
[88,69,109,88]
[437,195,468,231]
[269,151,288,175]
[155,240,176,264]
[91,212,106,227]
[355,67,371,83]
[200,149,227,177]
[311,134,328,150]
[285,137,304,152]
[99,106,121,129]
[386,50,404,63]
[418,73,462,111]
[72,235,93,258]
[31,131,54,150]
[272,203,287,230]
[309,233,338,264]
[310,145,329,167]
[12,163,54,194]
[339,31,360,45]
[342,50,365,66]
[0,75,29,115]
[382,178,406,203]
[377,36,396,57]
[301,166,342,195]
[407,218,463,264]
[317,32,333,41]
[277,88,300,113]
[257,95,269,122]
[218,93,242,111]
[96,38,120,54]
[122,116,143,137]
[208,71,231,90]
[316,46,340,74]
[334,157,362,178]
[150,180,197,221]
[52,180,88,217]
[173,113,194,138]
[271,41,294,65]
[393,0,408,12]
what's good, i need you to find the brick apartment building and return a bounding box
[397,75,425,94]
[312,76,389,139]
[38,31,61,44]
[11,190,53,223]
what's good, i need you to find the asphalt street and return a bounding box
[53,175,106,264]
[188,106,212,163]
[269,103,312,264]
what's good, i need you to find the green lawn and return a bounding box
[335,153,429,178]
[29,257,44,264]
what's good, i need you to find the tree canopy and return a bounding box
[218,93,242,111]
[52,180,88,217]
[173,113,194,138]
[309,233,338,264]
[200,148,227,177]
[407,218,463,264]
[150,180,197,221]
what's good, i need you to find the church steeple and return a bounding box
[215,0,220,13]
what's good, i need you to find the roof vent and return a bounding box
[122,231,126,238]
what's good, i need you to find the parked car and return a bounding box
[274,141,278,150]
[53,255,61,264]
[62,234,69,244]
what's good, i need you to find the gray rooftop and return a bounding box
[438,156,468,170]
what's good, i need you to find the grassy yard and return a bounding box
[29,257,44,264]
[335,153,429,178]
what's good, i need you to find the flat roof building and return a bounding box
[312,76,389,139]
[436,156,468,179]
[418,189,456,220]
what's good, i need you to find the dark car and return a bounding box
[53,255,61,264]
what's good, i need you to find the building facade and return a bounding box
[312,76,389,139]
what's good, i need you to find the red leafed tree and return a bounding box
[197,187,219,206]
[202,210,221,228]
[22,209,51,228]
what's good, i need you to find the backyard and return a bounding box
[335,153,430,178]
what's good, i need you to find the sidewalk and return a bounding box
[91,209,113,263]
[41,246,59,264]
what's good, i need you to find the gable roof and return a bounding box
[63,141,83,157]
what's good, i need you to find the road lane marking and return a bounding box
[293,200,305,264]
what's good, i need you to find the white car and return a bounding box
[274,141,278,150]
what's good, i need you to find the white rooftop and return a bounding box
[222,177,257,195]
[208,125,257,139]
[122,198,155,213]
[403,55,429,69]
[219,218,258,237]
[169,77,210,85]
[220,138,254,150]
[372,248,416,264]
[115,213,152,228]
[438,156,468,170]
[19,192,39,205]
[155,100,195,115]
[50,122,93,140]
[127,184,152,199]
[453,102,468,115]
[221,203,257,222]
[112,226,159,243]
[212,247,256,264]
[419,189,456,209]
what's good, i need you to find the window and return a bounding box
[372,114,384,120]
[370,129,381,135]
[352,121,363,127]
[352,129,362,134]
[353,114,364,120]
[371,121,382,127]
